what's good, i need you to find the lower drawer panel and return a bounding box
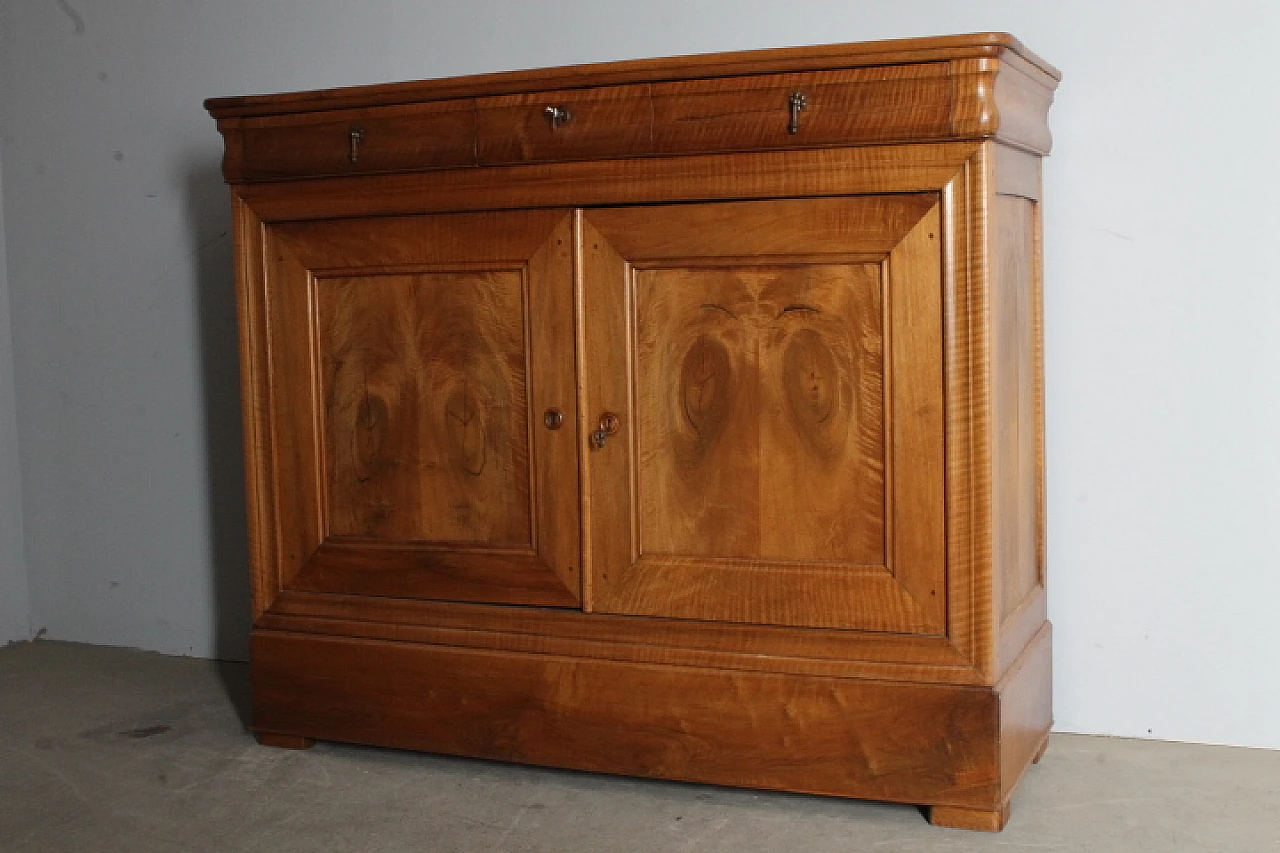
[252,629,1008,809]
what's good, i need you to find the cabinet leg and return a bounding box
[1032,733,1050,764]
[255,732,315,750]
[928,803,1010,832]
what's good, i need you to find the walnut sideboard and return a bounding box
[205,32,1058,832]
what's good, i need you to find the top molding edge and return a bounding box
[204,32,1060,120]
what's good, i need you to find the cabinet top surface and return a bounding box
[204,32,1058,119]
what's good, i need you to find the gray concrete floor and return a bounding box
[1,641,1276,852]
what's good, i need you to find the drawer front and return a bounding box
[653,64,954,154]
[476,84,653,165]
[232,100,476,181]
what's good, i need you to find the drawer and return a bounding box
[229,100,476,181]
[476,84,652,165]
[652,64,954,154]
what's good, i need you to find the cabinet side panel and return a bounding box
[991,193,1041,624]
[233,197,278,619]
[253,630,1001,809]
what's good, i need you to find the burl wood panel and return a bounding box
[317,271,531,545]
[582,196,945,633]
[257,210,580,608]
[252,630,1002,809]
[635,264,885,565]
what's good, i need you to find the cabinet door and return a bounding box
[258,209,580,607]
[580,196,945,633]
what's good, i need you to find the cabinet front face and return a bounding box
[581,196,946,634]
[257,209,581,607]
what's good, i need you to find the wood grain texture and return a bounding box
[929,803,1009,832]
[210,37,1056,185]
[993,60,1057,155]
[252,630,1002,809]
[262,229,325,594]
[992,194,1041,622]
[526,215,584,596]
[255,209,581,607]
[220,99,476,182]
[996,586,1047,679]
[290,540,579,607]
[940,150,995,677]
[232,139,1049,648]
[206,32,1057,119]
[584,194,937,261]
[218,35,1058,831]
[263,589,979,682]
[575,213,633,611]
[886,205,947,628]
[317,270,531,544]
[476,83,653,164]
[652,64,953,154]
[997,623,1052,803]
[235,143,982,222]
[231,196,280,620]
[582,196,945,633]
[633,263,884,565]
[949,59,1057,155]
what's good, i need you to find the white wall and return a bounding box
[0,1,1277,748]
[0,151,30,644]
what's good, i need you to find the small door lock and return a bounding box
[590,412,620,449]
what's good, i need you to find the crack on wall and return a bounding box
[52,0,85,35]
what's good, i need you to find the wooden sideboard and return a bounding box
[206,32,1058,832]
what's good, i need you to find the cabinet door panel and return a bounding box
[260,210,580,608]
[319,271,531,544]
[635,264,885,565]
[581,196,945,634]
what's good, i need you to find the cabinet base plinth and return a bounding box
[255,731,315,750]
[250,626,1051,828]
[929,803,1011,832]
